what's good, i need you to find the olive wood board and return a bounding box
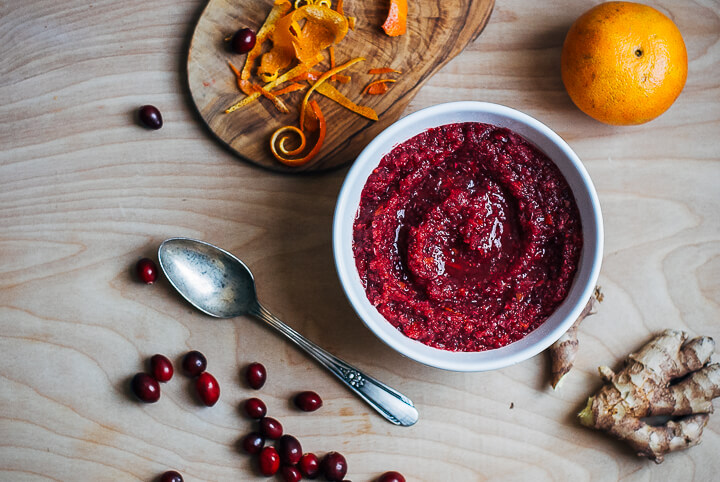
[187,0,495,172]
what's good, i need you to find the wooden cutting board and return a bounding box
[187,0,495,172]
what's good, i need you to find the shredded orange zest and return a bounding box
[258,4,348,82]
[300,57,365,130]
[271,100,326,166]
[316,82,378,121]
[382,0,407,37]
[271,82,306,96]
[257,86,291,113]
[334,74,351,83]
[290,70,322,82]
[348,17,356,30]
[225,55,322,113]
[368,67,402,75]
[336,0,344,16]
[241,0,292,82]
[363,78,397,95]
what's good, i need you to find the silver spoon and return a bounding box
[158,237,419,426]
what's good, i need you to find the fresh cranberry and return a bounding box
[294,391,323,412]
[246,362,266,389]
[277,434,302,465]
[131,373,160,403]
[138,105,163,130]
[231,28,257,54]
[241,431,265,455]
[150,354,173,382]
[321,452,347,481]
[258,446,280,476]
[243,397,267,419]
[259,417,283,440]
[281,465,302,482]
[195,372,220,406]
[136,258,158,284]
[159,471,183,482]
[182,350,207,376]
[377,471,405,482]
[298,453,320,479]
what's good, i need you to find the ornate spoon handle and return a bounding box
[250,302,419,426]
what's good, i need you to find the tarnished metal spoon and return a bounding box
[158,237,419,426]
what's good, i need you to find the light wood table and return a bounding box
[1,1,718,480]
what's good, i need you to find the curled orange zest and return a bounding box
[300,57,365,129]
[363,78,397,95]
[242,0,292,81]
[271,82,306,96]
[271,100,326,166]
[382,0,407,37]
[316,82,378,121]
[368,67,402,75]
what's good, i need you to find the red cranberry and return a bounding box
[244,397,267,419]
[294,391,323,412]
[160,471,183,482]
[150,354,173,382]
[321,452,347,481]
[278,434,302,465]
[258,446,280,476]
[298,453,320,479]
[281,465,302,482]
[196,372,220,406]
[182,350,207,376]
[246,362,266,389]
[131,373,160,403]
[259,417,283,440]
[138,105,163,130]
[377,471,405,482]
[231,28,257,54]
[241,431,265,455]
[136,258,158,284]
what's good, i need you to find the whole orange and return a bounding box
[561,2,687,125]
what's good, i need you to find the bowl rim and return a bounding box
[333,101,603,372]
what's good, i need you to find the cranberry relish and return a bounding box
[352,122,583,351]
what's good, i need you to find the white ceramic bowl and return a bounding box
[333,102,603,372]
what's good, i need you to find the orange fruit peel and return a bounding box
[271,100,326,166]
[382,0,407,37]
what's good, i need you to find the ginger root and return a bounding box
[549,287,603,389]
[579,329,720,463]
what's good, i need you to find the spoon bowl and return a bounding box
[158,237,419,426]
[159,238,257,318]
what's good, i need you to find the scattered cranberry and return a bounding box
[294,391,323,412]
[136,258,158,284]
[131,372,160,403]
[183,350,207,377]
[244,397,267,419]
[298,453,320,479]
[258,446,280,476]
[281,465,302,482]
[159,471,183,482]
[277,434,302,465]
[231,28,257,54]
[241,431,265,455]
[150,354,173,382]
[321,452,347,481]
[259,417,283,440]
[246,362,267,389]
[377,471,405,482]
[138,105,163,130]
[195,372,220,406]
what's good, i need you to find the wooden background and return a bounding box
[1,0,718,480]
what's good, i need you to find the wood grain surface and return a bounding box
[187,0,494,172]
[1,0,719,481]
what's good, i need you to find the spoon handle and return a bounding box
[250,303,419,426]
